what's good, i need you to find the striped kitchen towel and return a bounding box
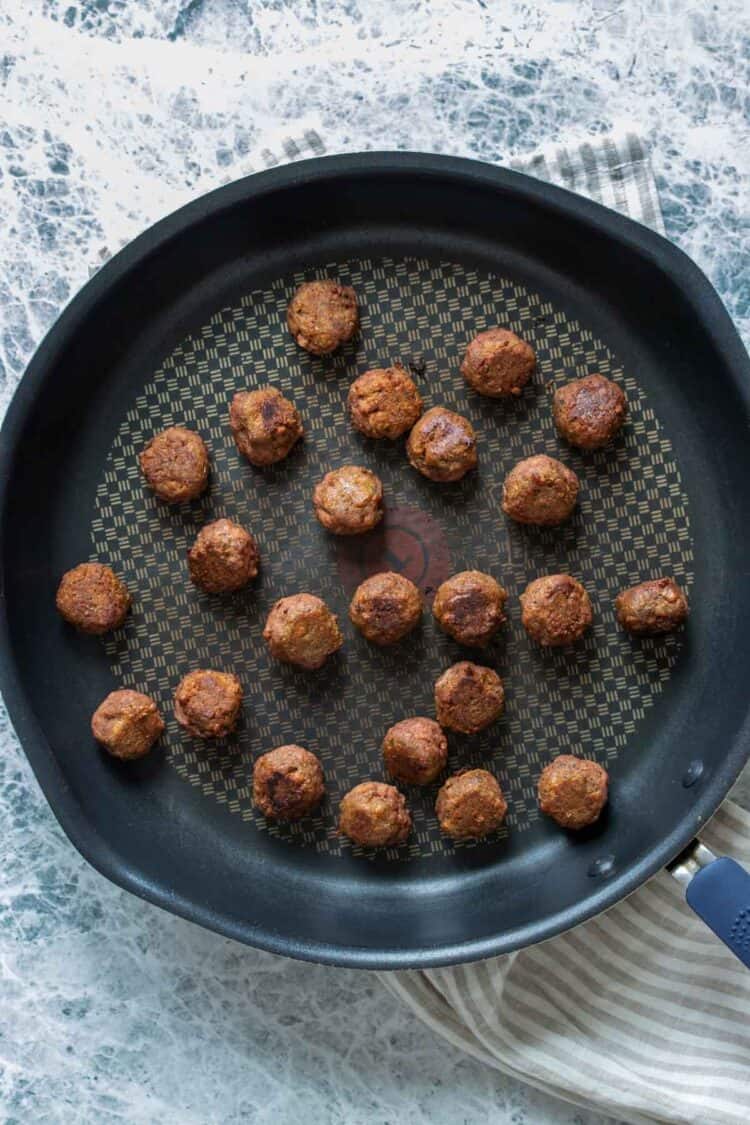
[381,802,750,1125]
[379,134,750,1125]
[510,131,666,235]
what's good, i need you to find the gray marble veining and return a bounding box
[2,2,749,1122]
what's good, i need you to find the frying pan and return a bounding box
[2,153,750,970]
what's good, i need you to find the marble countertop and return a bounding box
[1,3,749,1123]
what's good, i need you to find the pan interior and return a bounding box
[91,254,694,859]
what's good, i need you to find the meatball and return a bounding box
[383,717,447,785]
[287,279,359,355]
[435,769,508,840]
[433,570,507,647]
[313,465,384,535]
[554,374,627,451]
[407,406,478,482]
[615,577,689,636]
[253,745,325,821]
[188,518,260,594]
[339,781,412,848]
[91,689,164,760]
[174,669,243,739]
[263,593,343,670]
[229,387,303,466]
[139,426,209,504]
[520,574,592,646]
[349,571,423,645]
[434,661,505,735]
[461,327,536,398]
[348,365,423,439]
[502,454,579,526]
[56,562,131,634]
[538,754,609,830]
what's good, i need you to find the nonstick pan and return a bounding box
[2,153,750,969]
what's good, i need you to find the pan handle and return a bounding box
[669,840,750,968]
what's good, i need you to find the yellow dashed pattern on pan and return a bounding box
[91,256,694,858]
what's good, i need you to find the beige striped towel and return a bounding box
[380,136,750,1125]
[381,803,750,1125]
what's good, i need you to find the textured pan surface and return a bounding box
[94,255,692,859]
[1,154,749,967]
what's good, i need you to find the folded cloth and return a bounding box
[380,136,750,1125]
[510,132,666,235]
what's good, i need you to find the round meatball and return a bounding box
[502,454,579,526]
[554,374,627,451]
[263,593,343,670]
[434,661,505,735]
[348,365,423,439]
[139,426,209,503]
[287,279,359,355]
[349,571,423,646]
[253,745,325,821]
[188,519,260,594]
[383,717,448,786]
[339,781,412,848]
[229,387,303,466]
[407,407,478,482]
[174,669,243,739]
[56,563,131,634]
[520,574,592,646]
[433,570,507,647]
[435,769,508,840]
[91,689,164,760]
[538,754,609,830]
[461,327,536,398]
[313,465,384,535]
[615,577,688,636]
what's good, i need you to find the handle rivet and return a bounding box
[588,854,615,878]
[682,760,704,788]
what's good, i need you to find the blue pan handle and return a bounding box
[669,841,750,968]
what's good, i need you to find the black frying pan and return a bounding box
[2,153,750,969]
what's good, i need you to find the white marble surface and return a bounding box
[1,3,749,1123]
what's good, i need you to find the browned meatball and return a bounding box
[407,407,478,482]
[339,781,412,847]
[174,669,243,739]
[139,426,209,503]
[502,454,579,526]
[91,689,164,760]
[56,563,131,634]
[253,745,325,821]
[229,387,303,466]
[348,365,423,439]
[349,571,423,645]
[313,465,384,535]
[554,374,627,451]
[615,577,689,636]
[435,770,508,840]
[433,570,507,647]
[383,717,448,785]
[287,279,359,355]
[434,661,505,734]
[520,574,592,646]
[188,519,260,594]
[538,754,609,829]
[461,327,536,398]
[263,593,343,670]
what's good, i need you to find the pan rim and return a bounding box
[1,150,749,969]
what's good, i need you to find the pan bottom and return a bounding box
[91,254,693,860]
